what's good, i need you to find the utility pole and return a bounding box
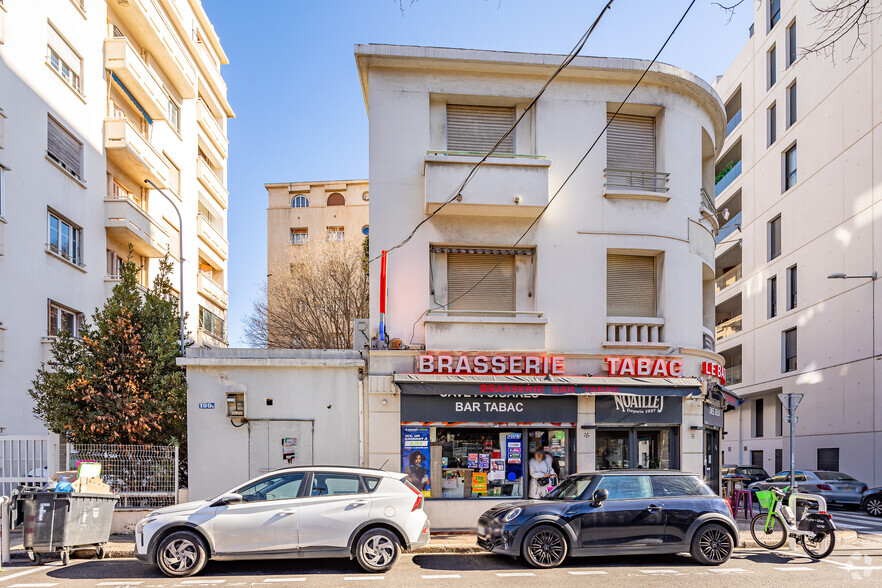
[778,392,803,490]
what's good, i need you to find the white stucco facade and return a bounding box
[356,45,729,529]
[714,0,882,485]
[0,0,232,436]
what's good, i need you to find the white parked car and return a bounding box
[134,466,430,577]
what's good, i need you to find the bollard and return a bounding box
[0,496,10,566]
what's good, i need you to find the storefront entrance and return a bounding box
[596,428,676,470]
[704,429,721,493]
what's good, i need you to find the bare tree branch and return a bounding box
[713,0,748,24]
[804,0,879,61]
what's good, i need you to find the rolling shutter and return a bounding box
[447,105,515,154]
[607,254,656,317]
[47,117,82,179]
[606,114,656,172]
[447,252,515,311]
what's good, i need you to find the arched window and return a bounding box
[327,192,345,206]
[291,195,309,208]
[362,225,369,236]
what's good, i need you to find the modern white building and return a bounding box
[356,44,730,529]
[0,0,233,436]
[714,0,882,484]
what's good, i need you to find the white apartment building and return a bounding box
[0,0,233,436]
[356,44,731,529]
[714,0,882,484]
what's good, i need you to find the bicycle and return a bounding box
[750,486,836,559]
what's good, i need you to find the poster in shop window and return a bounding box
[472,472,488,493]
[402,427,431,497]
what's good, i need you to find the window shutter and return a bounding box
[47,117,82,178]
[606,114,656,172]
[447,252,515,311]
[607,254,656,317]
[47,25,80,71]
[446,105,515,154]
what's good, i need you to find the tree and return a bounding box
[30,253,188,455]
[243,238,369,349]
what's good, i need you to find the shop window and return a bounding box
[596,474,652,500]
[607,253,657,317]
[596,428,673,470]
[309,473,362,496]
[236,473,304,502]
[447,251,515,312]
[817,448,839,471]
[446,104,515,154]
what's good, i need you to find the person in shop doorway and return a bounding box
[529,449,554,499]
[405,450,429,491]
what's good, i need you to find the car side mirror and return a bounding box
[591,488,609,506]
[211,492,243,507]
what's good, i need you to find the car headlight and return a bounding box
[135,517,157,535]
[502,507,523,523]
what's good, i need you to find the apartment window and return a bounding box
[47,116,83,180]
[787,265,797,310]
[164,218,180,258]
[48,211,83,266]
[47,24,82,94]
[818,448,839,471]
[0,166,5,218]
[199,306,225,341]
[106,249,123,278]
[291,195,309,208]
[768,215,782,260]
[447,250,516,312]
[751,450,764,468]
[783,327,797,372]
[775,400,783,436]
[784,144,797,190]
[446,104,515,154]
[606,113,657,180]
[786,21,797,67]
[48,300,83,337]
[768,276,778,318]
[768,45,777,88]
[166,158,181,195]
[754,398,764,438]
[326,226,344,243]
[327,193,345,206]
[770,0,780,30]
[768,103,777,146]
[290,228,308,245]
[786,82,797,127]
[775,449,783,473]
[167,99,180,132]
[607,254,657,317]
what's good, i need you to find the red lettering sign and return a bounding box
[418,354,565,376]
[701,361,727,385]
[605,356,684,378]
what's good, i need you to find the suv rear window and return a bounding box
[651,475,715,497]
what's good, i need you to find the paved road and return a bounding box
[5,545,882,587]
[830,507,882,537]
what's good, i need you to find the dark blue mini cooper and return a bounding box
[478,470,739,568]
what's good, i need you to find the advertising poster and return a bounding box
[479,454,490,469]
[472,472,488,493]
[282,437,297,463]
[468,453,479,468]
[506,433,523,481]
[402,427,431,496]
[489,459,506,481]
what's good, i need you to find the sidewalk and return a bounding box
[6,522,858,561]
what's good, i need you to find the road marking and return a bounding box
[343,578,384,582]
[97,583,145,586]
[262,580,306,583]
[639,570,681,574]
[421,575,461,580]
[9,584,59,588]
[710,568,750,573]
[568,570,608,575]
[181,582,227,585]
[496,573,535,577]
[0,568,57,584]
[774,567,815,572]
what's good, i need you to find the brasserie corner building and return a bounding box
[365,352,738,530]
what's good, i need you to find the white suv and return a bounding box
[134,466,430,577]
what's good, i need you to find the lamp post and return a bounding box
[145,178,185,355]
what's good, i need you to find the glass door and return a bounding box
[596,429,630,470]
[636,429,671,469]
[704,430,721,493]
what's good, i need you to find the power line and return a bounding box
[370,0,615,264]
[424,0,700,331]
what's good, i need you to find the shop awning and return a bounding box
[710,383,744,408]
[392,373,702,397]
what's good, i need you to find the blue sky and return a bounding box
[203,0,753,346]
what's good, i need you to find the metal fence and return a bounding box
[0,436,53,497]
[59,444,178,510]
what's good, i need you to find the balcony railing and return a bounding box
[726,364,742,385]
[715,264,743,292]
[715,160,742,196]
[703,327,715,352]
[603,169,670,194]
[715,212,742,244]
[197,157,228,209]
[104,117,169,187]
[104,37,167,121]
[197,271,228,309]
[197,99,227,159]
[605,317,665,347]
[701,188,716,215]
[725,110,742,137]
[715,315,743,340]
[104,194,170,257]
[197,212,228,260]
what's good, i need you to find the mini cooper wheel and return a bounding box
[865,497,882,517]
[691,523,733,566]
[355,528,401,573]
[156,530,208,577]
[522,525,568,569]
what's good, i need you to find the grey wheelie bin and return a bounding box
[18,491,118,565]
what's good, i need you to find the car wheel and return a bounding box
[522,525,568,569]
[865,497,882,517]
[691,523,733,566]
[355,528,401,573]
[156,530,209,577]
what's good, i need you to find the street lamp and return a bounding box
[144,178,185,355]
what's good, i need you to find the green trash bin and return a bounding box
[19,491,118,565]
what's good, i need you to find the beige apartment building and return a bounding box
[0,0,232,436]
[714,0,882,483]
